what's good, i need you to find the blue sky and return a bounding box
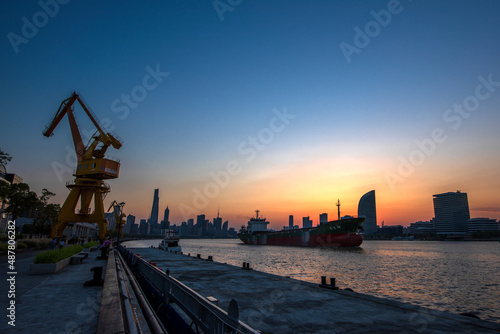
[1,1,500,228]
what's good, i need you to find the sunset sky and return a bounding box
[1,1,500,229]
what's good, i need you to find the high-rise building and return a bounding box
[358,190,377,234]
[222,221,228,231]
[213,208,222,231]
[124,214,136,234]
[149,189,159,225]
[433,191,470,235]
[302,216,313,228]
[105,212,115,231]
[162,206,170,229]
[139,219,150,235]
[289,215,293,229]
[319,213,328,225]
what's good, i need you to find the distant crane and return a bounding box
[336,199,341,220]
[43,92,123,240]
[108,200,126,240]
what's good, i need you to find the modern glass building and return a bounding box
[433,191,470,235]
[358,190,377,234]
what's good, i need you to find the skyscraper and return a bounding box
[433,191,470,235]
[319,213,328,225]
[302,216,312,228]
[358,190,377,234]
[124,214,136,234]
[289,215,293,229]
[149,189,159,225]
[213,208,222,231]
[162,206,170,229]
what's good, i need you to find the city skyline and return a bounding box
[1,1,500,229]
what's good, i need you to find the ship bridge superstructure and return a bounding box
[246,210,269,233]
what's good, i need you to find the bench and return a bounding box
[70,255,86,265]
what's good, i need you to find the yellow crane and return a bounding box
[43,92,123,240]
[108,200,126,237]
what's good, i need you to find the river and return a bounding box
[122,238,500,323]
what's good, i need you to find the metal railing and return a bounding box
[118,246,259,334]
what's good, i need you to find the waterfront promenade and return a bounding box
[1,249,104,333]
[127,247,500,334]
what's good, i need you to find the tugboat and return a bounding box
[238,203,365,247]
[159,229,181,253]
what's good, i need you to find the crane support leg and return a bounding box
[51,178,110,240]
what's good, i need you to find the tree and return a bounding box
[0,148,12,167]
[4,183,38,220]
[3,183,60,235]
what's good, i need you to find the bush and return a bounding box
[82,241,99,248]
[0,234,8,242]
[18,239,51,250]
[16,242,28,249]
[0,243,7,252]
[34,245,84,264]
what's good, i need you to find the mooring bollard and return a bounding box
[321,276,326,285]
[242,262,246,269]
[197,254,201,259]
[84,266,104,287]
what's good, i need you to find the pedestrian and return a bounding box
[50,238,57,250]
[59,239,65,249]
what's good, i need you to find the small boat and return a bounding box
[159,229,181,253]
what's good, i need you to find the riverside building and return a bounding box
[433,191,470,235]
[358,190,377,234]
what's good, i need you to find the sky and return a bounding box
[1,0,500,230]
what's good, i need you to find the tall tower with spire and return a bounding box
[149,189,159,225]
[163,206,170,229]
[213,207,222,231]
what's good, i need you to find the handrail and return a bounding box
[118,245,259,334]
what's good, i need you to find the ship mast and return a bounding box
[255,210,260,219]
[336,199,341,220]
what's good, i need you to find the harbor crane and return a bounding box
[43,92,123,240]
[107,200,126,237]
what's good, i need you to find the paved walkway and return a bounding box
[1,249,105,333]
[128,247,500,334]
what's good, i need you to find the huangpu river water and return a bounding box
[122,238,500,323]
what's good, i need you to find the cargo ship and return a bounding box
[238,208,365,248]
